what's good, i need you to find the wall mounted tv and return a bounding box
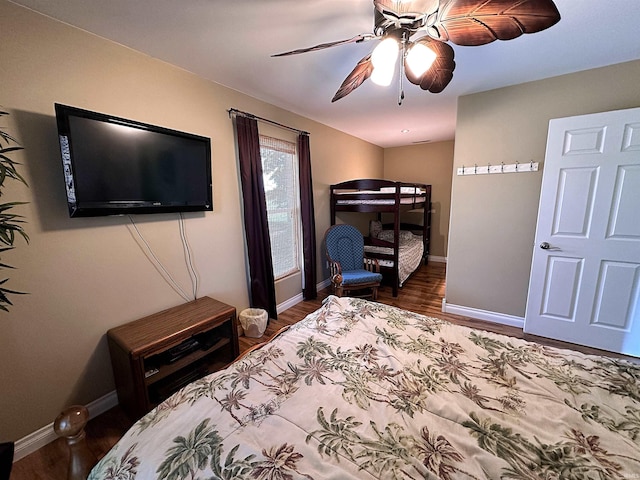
[55,103,213,217]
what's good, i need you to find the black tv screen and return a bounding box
[55,103,213,217]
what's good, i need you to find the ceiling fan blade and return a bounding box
[432,0,561,46]
[331,54,374,102]
[272,34,375,57]
[405,38,456,93]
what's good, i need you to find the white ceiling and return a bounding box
[12,0,640,147]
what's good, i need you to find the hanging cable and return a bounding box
[179,212,199,300]
[127,215,191,302]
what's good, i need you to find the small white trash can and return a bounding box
[239,308,268,338]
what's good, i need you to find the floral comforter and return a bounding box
[90,296,640,479]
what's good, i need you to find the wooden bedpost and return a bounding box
[54,405,97,480]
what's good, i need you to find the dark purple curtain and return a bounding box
[235,115,277,320]
[298,134,317,299]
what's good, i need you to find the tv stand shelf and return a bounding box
[107,296,238,420]
[144,337,231,386]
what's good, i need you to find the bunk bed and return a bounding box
[330,179,431,296]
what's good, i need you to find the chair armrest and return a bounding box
[329,260,343,285]
[364,257,380,273]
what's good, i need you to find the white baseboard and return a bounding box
[442,299,524,329]
[14,390,119,462]
[276,293,303,314]
[428,255,447,263]
[276,278,332,314]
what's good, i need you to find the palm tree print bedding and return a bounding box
[90,296,640,479]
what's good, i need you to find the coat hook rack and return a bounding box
[457,161,540,176]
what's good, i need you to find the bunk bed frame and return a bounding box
[330,179,431,296]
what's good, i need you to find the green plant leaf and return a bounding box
[0,146,24,155]
[0,201,28,211]
[0,109,29,311]
[0,229,14,246]
[0,286,26,296]
[0,158,27,186]
[0,130,22,145]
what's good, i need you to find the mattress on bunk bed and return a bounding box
[334,187,427,206]
[364,230,424,286]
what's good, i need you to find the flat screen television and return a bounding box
[55,103,213,217]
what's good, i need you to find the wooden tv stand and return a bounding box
[107,296,238,420]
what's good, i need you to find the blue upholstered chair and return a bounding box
[324,224,383,300]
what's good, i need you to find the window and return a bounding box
[259,135,301,280]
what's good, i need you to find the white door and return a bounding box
[524,107,640,357]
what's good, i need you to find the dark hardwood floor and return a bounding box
[10,262,632,479]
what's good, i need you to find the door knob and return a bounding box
[540,242,551,249]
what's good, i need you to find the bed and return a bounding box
[88,295,640,479]
[365,224,424,288]
[330,179,431,296]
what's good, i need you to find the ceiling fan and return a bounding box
[273,0,561,104]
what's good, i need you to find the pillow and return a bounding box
[377,230,394,242]
[399,230,414,242]
[369,220,383,238]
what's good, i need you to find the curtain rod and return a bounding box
[228,108,309,136]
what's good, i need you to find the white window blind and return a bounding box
[259,135,301,280]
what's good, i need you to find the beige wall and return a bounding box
[383,141,454,258]
[447,60,640,317]
[0,0,382,441]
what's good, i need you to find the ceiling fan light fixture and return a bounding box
[370,37,399,86]
[405,41,436,77]
[275,0,561,102]
[371,62,396,86]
